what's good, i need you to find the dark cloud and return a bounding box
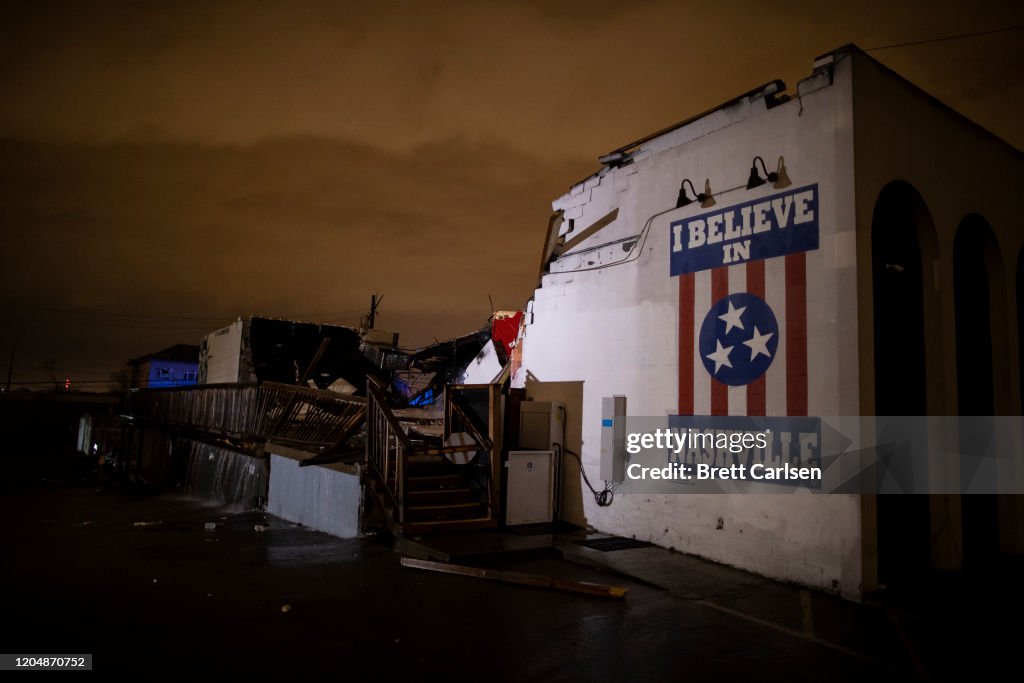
[0,135,585,382]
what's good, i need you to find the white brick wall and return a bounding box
[520,55,862,599]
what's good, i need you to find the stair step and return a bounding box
[407,487,478,504]
[406,454,446,465]
[406,500,486,522]
[407,487,472,496]
[406,474,464,491]
[409,501,480,512]
[406,461,460,476]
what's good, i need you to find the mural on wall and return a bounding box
[674,184,821,420]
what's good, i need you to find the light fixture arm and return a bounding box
[754,156,779,182]
[747,155,779,189]
[753,156,770,178]
[677,177,715,208]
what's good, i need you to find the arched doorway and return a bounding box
[871,181,938,589]
[954,216,1001,415]
[954,214,1007,568]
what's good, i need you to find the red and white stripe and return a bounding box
[678,253,807,418]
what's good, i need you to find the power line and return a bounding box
[277,309,367,320]
[39,307,231,321]
[40,368,119,376]
[4,308,369,330]
[20,306,368,325]
[864,24,1024,52]
[3,316,218,331]
[3,379,121,386]
[40,305,367,320]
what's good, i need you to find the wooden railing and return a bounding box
[444,384,502,523]
[126,381,366,450]
[255,383,366,447]
[366,376,415,522]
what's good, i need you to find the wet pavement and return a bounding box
[1,449,1017,679]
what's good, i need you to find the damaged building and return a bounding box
[512,45,1024,599]
[126,313,505,540]
[198,316,387,393]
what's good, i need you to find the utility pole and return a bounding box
[367,293,382,330]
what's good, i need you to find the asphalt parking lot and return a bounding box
[2,448,1018,679]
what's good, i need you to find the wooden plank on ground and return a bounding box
[400,556,628,599]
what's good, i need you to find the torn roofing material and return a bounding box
[409,326,491,375]
[394,325,492,405]
[245,316,387,393]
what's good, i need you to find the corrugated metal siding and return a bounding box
[183,440,267,504]
[267,454,361,538]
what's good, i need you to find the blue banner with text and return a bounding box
[669,184,819,276]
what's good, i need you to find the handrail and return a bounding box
[447,392,493,452]
[365,376,417,520]
[443,384,501,522]
[365,377,415,451]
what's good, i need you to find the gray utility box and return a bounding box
[505,450,554,526]
[600,395,627,482]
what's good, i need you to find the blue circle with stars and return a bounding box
[698,292,779,386]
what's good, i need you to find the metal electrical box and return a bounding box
[505,450,554,525]
[600,395,627,482]
[519,401,564,451]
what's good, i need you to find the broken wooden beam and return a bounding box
[400,556,628,599]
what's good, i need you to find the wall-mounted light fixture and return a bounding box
[746,155,791,190]
[772,156,791,188]
[676,178,716,209]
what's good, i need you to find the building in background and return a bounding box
[514,44,1024,599]
[127,344,199,389]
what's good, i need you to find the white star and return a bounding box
[706,339,734,375]
[743,326,774,361]
[718,300,746,335]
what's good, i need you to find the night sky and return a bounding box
[2,1,1022,389]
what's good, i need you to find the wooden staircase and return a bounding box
[405,456,486,522]
[365,454,492,533]
[365,378,501,536]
